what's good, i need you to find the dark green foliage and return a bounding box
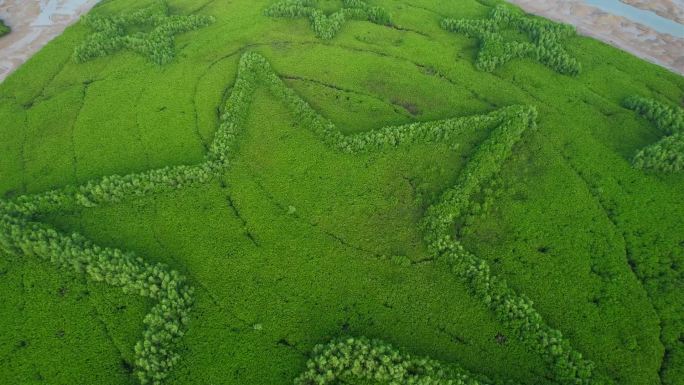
[441,5,581,75]
[624,96,684,173]
[296,336,495,385]
[73,0,214,65]
[264,0,391,40]
[0,19,9,37]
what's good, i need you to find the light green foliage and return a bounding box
[624,96,684,134]
[74,0,214,64]
[625,96,684,173]
[0,0,683,384]
[265,0,391,39]
[441,5,581,75]
[0,50,591,385]
[0,19,9,37]
[296,337,495,385]
[633,133,684,173]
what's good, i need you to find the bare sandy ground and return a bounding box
[621,0,684,24]
[507,0,684,75]
[0,0,100,83]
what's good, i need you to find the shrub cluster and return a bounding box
[76,162,221,207]
[0,19,10,37]
[73,0,214,65]
[296,336,491,385]
[441,5,581,75]
[633,133,684,173]
[0,212,192,385]
[624,96,684,134]
[264,0,391,40]
[227,52,595,384]
[624,96,684,173]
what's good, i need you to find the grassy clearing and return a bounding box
[0,0,682,384]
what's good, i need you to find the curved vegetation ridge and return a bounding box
[0,1,682,385]
[1,51,593,384]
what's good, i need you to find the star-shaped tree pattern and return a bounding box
[624,96,684,173]
[264,0,391,40]
[441,5,581,76]
[0,52,595,385]
[73,0,214,65]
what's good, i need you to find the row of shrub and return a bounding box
[0,53,277,385]
[441,5,581,75]
[624,96,684,173]
[264,0,391,40]
[231,52,596,384]
[0,51,594,384]
[0,212,192,385]
[73,0,214,65]
[417,107,596,384]
[0,19,9,37]
[295,336,492,385]
[624,96,684,135]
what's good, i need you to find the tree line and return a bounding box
[241,51,595,384]
[624,96,684,173]
[296,336,492,385]
[0,51,597,385]
[0,211,192,385]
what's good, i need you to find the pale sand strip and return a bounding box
[0,0,100,83]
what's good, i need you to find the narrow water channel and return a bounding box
[583,0,684,38]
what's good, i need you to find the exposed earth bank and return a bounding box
[506,0,684,75]
[0,0,100,83]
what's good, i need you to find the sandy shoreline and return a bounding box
[0,0,100,83]
[621,0,684,24]
[506,0,684,75]
[0,0,683,83]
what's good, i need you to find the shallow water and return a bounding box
[584,0,684,37]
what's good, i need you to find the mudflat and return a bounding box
[0,0,100,82]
